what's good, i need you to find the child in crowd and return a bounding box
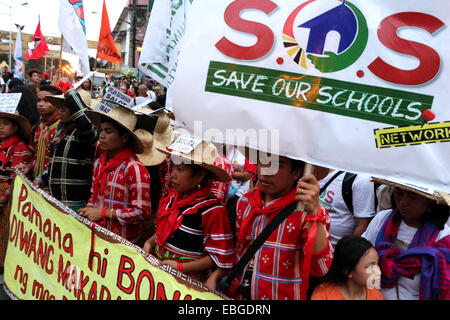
[34,88,97,212]
[0,107,33,270]
[29,85,61,180]
[311,235,383,300]
[142,139,235,287]
[79,105,151,244]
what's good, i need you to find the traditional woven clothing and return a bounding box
[37,90,97,211]
[228,187,333,300]
[0,136,32,182]
[29,113,60,180]
[87,148,151,244]
[154,186,235,280]
[0,135,32,267]
[375,209,450,300]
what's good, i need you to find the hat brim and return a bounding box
[137,139,168,166]
[85,109,145,155]
[0,113,32,142]
[155,144,231,182]
[372,177,450,206]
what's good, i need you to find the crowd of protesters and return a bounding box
[0,67,449,301]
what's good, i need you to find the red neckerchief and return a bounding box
[0,135,21,165]
[237,187,297,244]
[156,186,213,247]
[92,148,137,197]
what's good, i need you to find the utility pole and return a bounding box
[131,0,137,68]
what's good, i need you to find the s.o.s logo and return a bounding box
[215,0,445,86]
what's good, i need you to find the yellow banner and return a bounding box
[3,174,225,300]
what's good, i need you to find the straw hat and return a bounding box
[85,105,145,154]
[135,107,174,146]
[372,177,450,207]
[155,138,231,182]
[133,129,167,166]
[0,112,32,142]
[46,88,93,110]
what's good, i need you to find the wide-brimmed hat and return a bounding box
[86,105,145,154]
[46,88,93,110]
[135,107,174,146]
[372,177,450,206]
[155,137,231,182]
[0,112,32,141]
[133,129,167,166]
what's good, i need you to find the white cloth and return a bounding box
[147,90,157,102]
[319,171,376,246]
[362,209,450,300]
[58,0,90,75]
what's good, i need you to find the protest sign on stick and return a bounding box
[170,0,450,193]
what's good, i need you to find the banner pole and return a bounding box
[59,34,63,70]
[296,163,315,212]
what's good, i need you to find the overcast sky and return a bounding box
[0,0,128,41]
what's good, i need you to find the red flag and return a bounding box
[25,21,49,60]
[97,0,122,63]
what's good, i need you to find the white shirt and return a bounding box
[227,147,251,198]
[362,209,450,300]
[319,171,376,246]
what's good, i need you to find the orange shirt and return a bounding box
[311,283,383,300]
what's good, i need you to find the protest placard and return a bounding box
[0,93,22,114]
[3,173,226,300]
[95,87,133,114]
[169,0,450,193]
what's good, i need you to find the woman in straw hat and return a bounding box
[142,138,235,288]
[0,108,33,271]
[362,178,450,300]
[78,105,151,244]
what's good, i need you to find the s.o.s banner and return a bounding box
[170,0,450,193]
[3,174,225,300]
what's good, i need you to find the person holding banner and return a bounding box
[33,88,97,212]
[224,154,332,300]
[79,105,151,244]
[0,105,33,269]
[362,179,450,300]
[142,139,235,286]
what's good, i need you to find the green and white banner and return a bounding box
[170,0,450,193]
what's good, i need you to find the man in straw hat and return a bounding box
[218,150,332,300]
[142,136,235,288]
[79,104,151,244]
[33,88,97,212]
[362,178,450,300]
[0,103,33,272]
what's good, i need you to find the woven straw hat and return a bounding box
[372,177,450,206]
[155,138,231,182]
[86,105,145,154]
[0,111,32,141]
[46,88,93,110]
[135,107,174,146]
[134,129,167,166]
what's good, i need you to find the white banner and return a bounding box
[138,0,194,110]
[170,0,450,193]
[13,25,24,80]
[58,0,90,75]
